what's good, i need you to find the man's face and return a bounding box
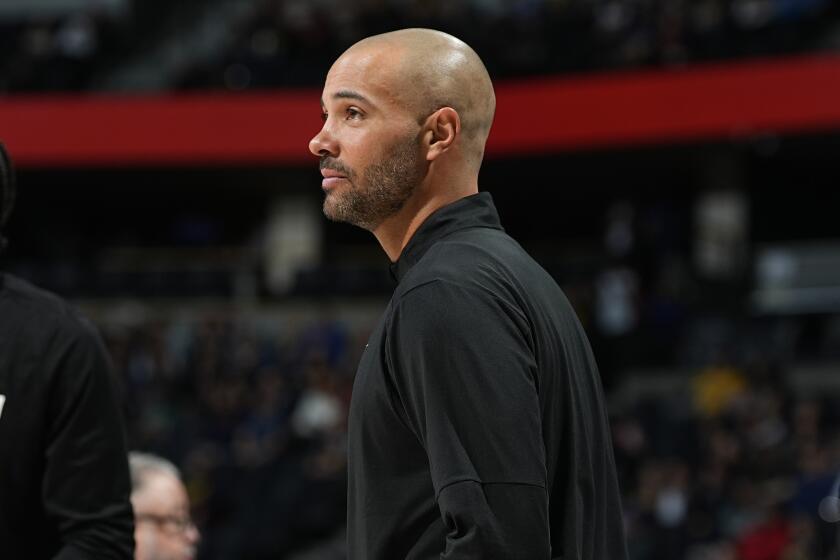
[309,48,427,231]
[132,472,199,560]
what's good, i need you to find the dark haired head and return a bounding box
[0,142,16,254]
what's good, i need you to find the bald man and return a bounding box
[309,29,629,559]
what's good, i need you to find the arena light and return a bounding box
[753,242,840,314]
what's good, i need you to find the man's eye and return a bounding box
[346,108,362,120]
[321,112,328,122]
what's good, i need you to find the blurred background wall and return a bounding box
[2,1,840,558]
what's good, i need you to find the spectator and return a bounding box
[129,452,200,560]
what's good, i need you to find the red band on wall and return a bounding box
[1,54,839,167]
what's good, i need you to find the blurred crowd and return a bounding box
[1,0,837,92]
[187,0,837,89]
[105,311,361,559]
[616,364,840,560]
[96,305,840,559]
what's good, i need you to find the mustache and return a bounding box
[319,157,353,177]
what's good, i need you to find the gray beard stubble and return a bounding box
[322,134,423,231]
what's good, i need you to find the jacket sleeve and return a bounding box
[387,280,550,559]
[44,317,135,560]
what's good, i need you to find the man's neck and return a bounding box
[373,183,478,263]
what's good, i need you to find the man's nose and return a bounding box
[309,125,338,158]
[185,523,200,545]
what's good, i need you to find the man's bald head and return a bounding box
[334,28,496,168]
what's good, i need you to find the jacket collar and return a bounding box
[389,192,503,283]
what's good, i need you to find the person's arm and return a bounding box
[387,280,550,559]
[43,316,134,560]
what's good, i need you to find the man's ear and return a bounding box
[424,107,460,162]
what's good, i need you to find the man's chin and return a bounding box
[322,198,345,224]
[323,194,352,222]
[323,203,378,231]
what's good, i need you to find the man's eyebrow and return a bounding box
[320,90,371,110]
[333,90,369,103]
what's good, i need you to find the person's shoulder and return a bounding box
[2,273,78,322]
[391,274,498,325]
[0,273,98,344]
[396,226,542,301]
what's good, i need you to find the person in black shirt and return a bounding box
[308,29,629,559]
[0,143,135,559]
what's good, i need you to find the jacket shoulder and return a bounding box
[0,273,98,346]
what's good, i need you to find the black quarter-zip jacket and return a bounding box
[0,273,134,559]
[347,192,629,559]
